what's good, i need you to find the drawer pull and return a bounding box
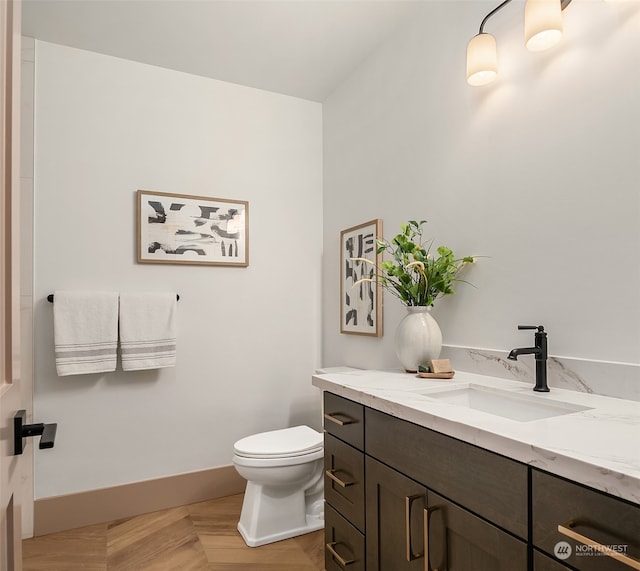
[558,520,640,570]
[326,541,356,567]
[324,412,355,426]
[405,494,424,562]
[325,469,354,488]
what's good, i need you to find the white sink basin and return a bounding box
[420,384,593,422]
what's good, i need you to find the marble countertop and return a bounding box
[312,368,640,504]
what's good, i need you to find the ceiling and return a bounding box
[22,0,423,102]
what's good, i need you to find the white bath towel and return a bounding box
[119,292,177,371]
[53,291,119,376]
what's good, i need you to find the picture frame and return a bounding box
[137,189,249,267]
[340,219,383,336]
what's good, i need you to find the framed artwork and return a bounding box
[137,189,249,267]
[340,219,383,336]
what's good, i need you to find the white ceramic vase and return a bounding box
[394,306,442,373]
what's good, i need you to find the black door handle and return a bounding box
[14,410,57,455]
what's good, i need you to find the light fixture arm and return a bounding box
[478,0,514,34]
[478,0,570,33]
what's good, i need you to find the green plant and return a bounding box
[354,220,475,307]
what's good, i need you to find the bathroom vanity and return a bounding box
[313,369,640,571]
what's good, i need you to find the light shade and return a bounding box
[466,33,498,86]
[525,0,563,52]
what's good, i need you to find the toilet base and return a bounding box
[237,482,324,547]
[237,510,324,548]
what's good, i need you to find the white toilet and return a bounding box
[232,425,324,547]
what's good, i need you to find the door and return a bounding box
[1,0,24,569]
[366,456,427,571]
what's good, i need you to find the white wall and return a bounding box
[323,2,640,382]
[33,42,323,498]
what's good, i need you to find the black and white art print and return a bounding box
[137,190,249,267]
[340,219,382,337]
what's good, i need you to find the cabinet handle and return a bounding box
[325,469,354,488]
[324,412,355,426]
[326,542,356,567]
[405,494,425,562]
[424,507,430,571]
[424,506,444,571]
[558,520,640,570]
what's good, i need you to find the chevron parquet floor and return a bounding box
[22,493,325,570]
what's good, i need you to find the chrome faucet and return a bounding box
[507,325,549,392]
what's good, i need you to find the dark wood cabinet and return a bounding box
[365,429,527,571]
[365,407,528,540]
[365,456,427,571]
[322,391,639,571]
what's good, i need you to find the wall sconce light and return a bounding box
[466,0,572,86]
[466,0,512,86]
[525,0,566,52]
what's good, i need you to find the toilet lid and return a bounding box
[234,426,323,459]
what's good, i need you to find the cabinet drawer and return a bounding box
[325,503,365,571]
[427,490,527,571]
[324,392,364,450]
[365,407,528,539]
[324,433,365,532]
[532,469,640,571]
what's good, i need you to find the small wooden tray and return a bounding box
[417,371,455,379]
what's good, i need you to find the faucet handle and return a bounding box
[517,325,545,332]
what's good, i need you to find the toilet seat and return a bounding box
[234,425,323,459]
[233,447,324,468]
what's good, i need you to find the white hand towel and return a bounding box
[53,291,119,376]
[119,292,177,371]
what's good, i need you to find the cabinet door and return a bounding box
[366,456,427,571]
[425,490,528,571]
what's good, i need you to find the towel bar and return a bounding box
[47,294,180,302]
